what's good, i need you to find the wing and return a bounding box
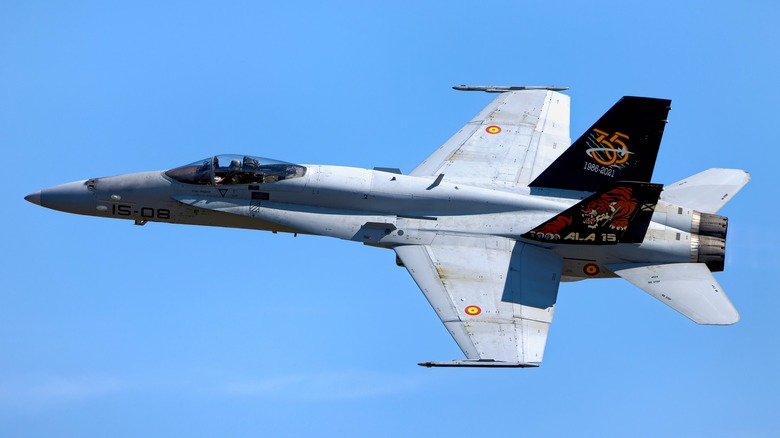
[395,236,562,367]
[409,90,570,189]
[608,263,739,324]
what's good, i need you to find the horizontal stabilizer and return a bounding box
[608,263,739,324]
[661,168,750,214]
[523,182,662,245]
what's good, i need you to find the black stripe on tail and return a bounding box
[530,96,671,192]
[523,182,663,245]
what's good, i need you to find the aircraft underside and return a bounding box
[25,88,749,367]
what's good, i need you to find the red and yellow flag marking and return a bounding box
[465,305,482,316]
[583,263,600,276]
[485,125,502,134]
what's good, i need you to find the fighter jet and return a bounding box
[25,86,750,367]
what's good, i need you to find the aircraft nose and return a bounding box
[27,180,97,215]
[24,190,42,206]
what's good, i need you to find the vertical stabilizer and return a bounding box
[523,182,663,245]
[530,96,671,192]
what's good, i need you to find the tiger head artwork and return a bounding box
[581,186,637,230]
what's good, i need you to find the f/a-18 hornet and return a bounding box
[26,85,749,368]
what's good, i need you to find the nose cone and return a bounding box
[25,190,42,206]
[26,180,97,215]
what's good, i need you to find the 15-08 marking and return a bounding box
[112,204,170,219]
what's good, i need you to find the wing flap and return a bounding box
[608,263,739,324]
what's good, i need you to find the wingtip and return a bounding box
[417,360,540,368]
[453,85,569,92]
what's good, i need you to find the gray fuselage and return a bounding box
[29,163,703,281]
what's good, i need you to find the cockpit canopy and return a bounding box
[165,155,307,185]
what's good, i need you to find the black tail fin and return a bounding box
[529,96,671,192]
[522,182,663,245]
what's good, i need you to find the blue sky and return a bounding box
[2,1,779,436]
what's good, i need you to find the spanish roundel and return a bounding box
[465,305,481,316]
